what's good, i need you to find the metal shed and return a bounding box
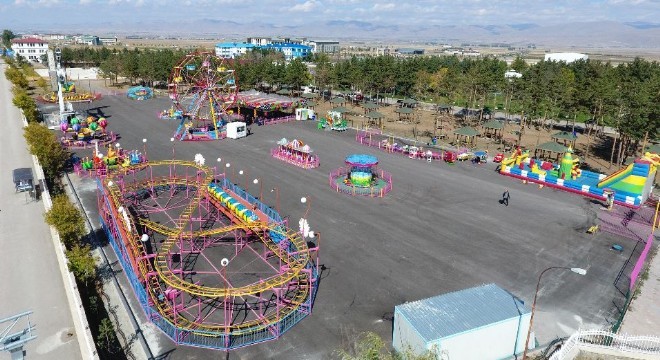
[393,284,532,360]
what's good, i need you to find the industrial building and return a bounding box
[393,283,532,360]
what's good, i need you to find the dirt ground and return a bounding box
[311,97,623,174]
[60,77,627,175]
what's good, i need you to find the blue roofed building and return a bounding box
[215,41,311,60]
[393,283,532,360]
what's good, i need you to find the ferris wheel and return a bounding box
[168,51,238,140]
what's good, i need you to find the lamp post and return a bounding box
[522,266,587,360]
[142,138,147,160]
[271,187,280,215]
[170,137,176,159]
[216,158,222,180]
[309,231,320,274]
[225,163,231,179]
[253,178,262,201]
[301,196,311,218]
[239,170,247,190]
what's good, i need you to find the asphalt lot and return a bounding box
[67,95,631,360]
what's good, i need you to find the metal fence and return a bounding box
[549,330,660,360]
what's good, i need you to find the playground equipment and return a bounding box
[159,106,183,120]
[127,86,154,100]
[58,114,116,149]
[271,138,319,169]
[499,148,659,208]
[169,51,238,141]
[329,154,392,197]
[318,111,347,131]
[97,160,319,351]
[75,143,147,177]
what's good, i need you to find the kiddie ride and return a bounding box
[499,146,659,208]
[75,144,147,177]
[59,115,116,149]
[318,111,347,131]
[158,106,183,120]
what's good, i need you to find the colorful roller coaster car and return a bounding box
[493,153,505,163]
[457,151,474,161]
[444,151,457,163]
[473,151,488,164]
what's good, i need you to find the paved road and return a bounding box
[67,94,633,359]
[0,62,82,358]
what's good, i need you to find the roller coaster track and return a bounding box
[103,161,313,335]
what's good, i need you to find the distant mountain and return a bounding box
[20,20,660,48]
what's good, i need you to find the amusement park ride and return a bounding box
[49,48,116,149]
[97,159,319,351]
[168,52,238,141]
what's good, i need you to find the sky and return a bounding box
[1,0,658,30]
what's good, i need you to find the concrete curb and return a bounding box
[21,114,99,360]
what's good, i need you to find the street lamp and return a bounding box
[301,196,311,218]
[239,170,247,190]
[225,163,231,179]
[253,178,262,201]
[522,266,587,359]
[271,187,280,215]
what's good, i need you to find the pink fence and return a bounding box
[328,167,392,197]
[355,131,444,160]
[630,232,655,291]
[260,115,295,126]
[270,148,320,169]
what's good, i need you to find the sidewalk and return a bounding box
[0,61,83,359]
[619,241,660,335]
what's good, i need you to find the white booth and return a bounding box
[226,121,247,139]
[296,108,315,121]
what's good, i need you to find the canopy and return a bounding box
[400,98,417,105]
[305,101,317,107]
[394,107,414,114]
[277,137,288,145]
[330,97,346,104]
[237,90,302,111]
[362,102,379,110]
[330,106,353,114]
[536,141,568,153]
[552,131,578,141]
[365,111,385,119]
[300,93,316,99]
[276,89,291,95]
[289,139,304,147]
[454,126,480,137]
[483,120,504,130]
[345,154,378,166]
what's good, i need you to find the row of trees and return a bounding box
[41,46,659,163]
[4,57,41,123]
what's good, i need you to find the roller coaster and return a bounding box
[97,160,319,350]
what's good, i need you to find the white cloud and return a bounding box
[291,0,319,12]
[372,2,395,11]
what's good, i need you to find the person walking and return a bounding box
[502,189,510,206]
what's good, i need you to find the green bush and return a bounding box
[66,244,96,285]
[45,195,85,248]
[23,122,68,179]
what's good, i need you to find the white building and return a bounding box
[215,42,258,59]
[11,37,48,62]
[99,37,118,45]
[247,37,271,46]
[393,284,532,360]
[544,52,588,63]
[308,41,340,54]
[505,70,523,79]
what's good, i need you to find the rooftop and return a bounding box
[11,37,48,44]
[396,283,530,342]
